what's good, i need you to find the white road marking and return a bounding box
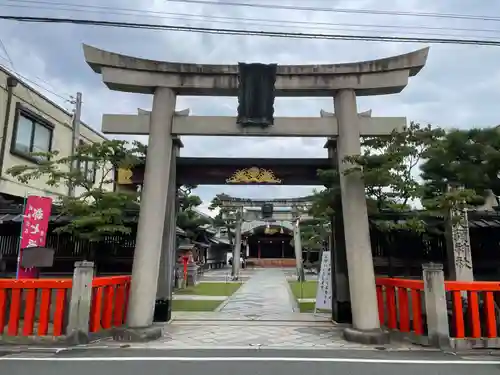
[1,356,500,364]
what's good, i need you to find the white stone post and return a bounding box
[67,261,94,338]
[127,87,176,328]
[334,89,383,341]
[445,202,474,282]
[293,219,305,282]
[423,263,450,349]
[232,210,242,280]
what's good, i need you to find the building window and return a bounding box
[78,140,96,184]
[11,104,53,162]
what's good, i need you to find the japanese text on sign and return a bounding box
[17,195,53,279]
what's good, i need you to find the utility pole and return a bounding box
[68,92,82,197]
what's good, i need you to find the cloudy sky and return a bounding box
[1,0,499,215]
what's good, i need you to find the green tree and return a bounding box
[310,122,443,231]
[209,193,238,244]
[300,218,329,270]
[420,127,500,212]
[7,139,145,241]
[176,185,211,239]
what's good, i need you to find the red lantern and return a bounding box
[182,255,189,281]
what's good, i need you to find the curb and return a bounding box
[41,344,442,352]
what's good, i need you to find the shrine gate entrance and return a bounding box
[83,44,429,344]
[117,156,325,273]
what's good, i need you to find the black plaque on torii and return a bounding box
[237,63,277,127]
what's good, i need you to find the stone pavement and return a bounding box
[217,268,298,314]
[135,320,366,349]
[85,268,423,351]
[91,316,421,350]
[200,268,252,282]
[173,295,226,301]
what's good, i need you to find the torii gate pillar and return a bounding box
[334,89,382,340]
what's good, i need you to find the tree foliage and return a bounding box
[420,127,500,211]
[7,139,144,241]
[300,218,329,251]
[176,184,211,239]
[308,122,500,232]
[8,139,211,249]
[209,193,238,244]
[309,122,441,231]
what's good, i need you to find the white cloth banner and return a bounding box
[314,251,332,311]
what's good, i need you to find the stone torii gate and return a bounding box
[83,44,429,343]
[217,196,313,281]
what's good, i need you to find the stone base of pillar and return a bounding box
[333,301,352,324]
[112,326,163,342]
[343,327,389,345]
[153,298,172,322]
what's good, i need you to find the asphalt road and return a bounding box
[2,348,500,375]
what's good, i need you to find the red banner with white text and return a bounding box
[17,195,53,279]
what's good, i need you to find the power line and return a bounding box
[0,54,72,103]
[166,0,500,22]
[4,0,500,34]
[0,3,494,40]
[3,0,500,39]
[2,15,500,46]
[0,38,14,68]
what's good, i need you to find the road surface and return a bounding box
[2,348,500,375]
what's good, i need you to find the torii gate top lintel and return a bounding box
[82,44,429,96]
[218,196,312,208]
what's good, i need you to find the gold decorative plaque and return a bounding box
[264,227,279,235]
[117,168,133,185]
[226,167,282,184]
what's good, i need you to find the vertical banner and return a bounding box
[314,251,332,312]
[17,195,53,279]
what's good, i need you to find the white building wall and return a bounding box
[0,68,112,201]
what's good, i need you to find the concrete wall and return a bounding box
[0,68,112,200]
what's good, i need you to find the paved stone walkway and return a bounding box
[173,295,227,301]
[217,269,298,314]
[199,268,252,282]
[86,268,423,351]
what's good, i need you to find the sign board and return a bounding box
[20,247,55,268]
[314,251,332,311]
[17,195,53,279]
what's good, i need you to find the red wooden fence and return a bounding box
[376,277,500,340]
[445,281,500,339]
[0,276,130,337]
[89,276,130,333]
[376,278,425,336]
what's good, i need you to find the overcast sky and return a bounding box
[1,0,499,215]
